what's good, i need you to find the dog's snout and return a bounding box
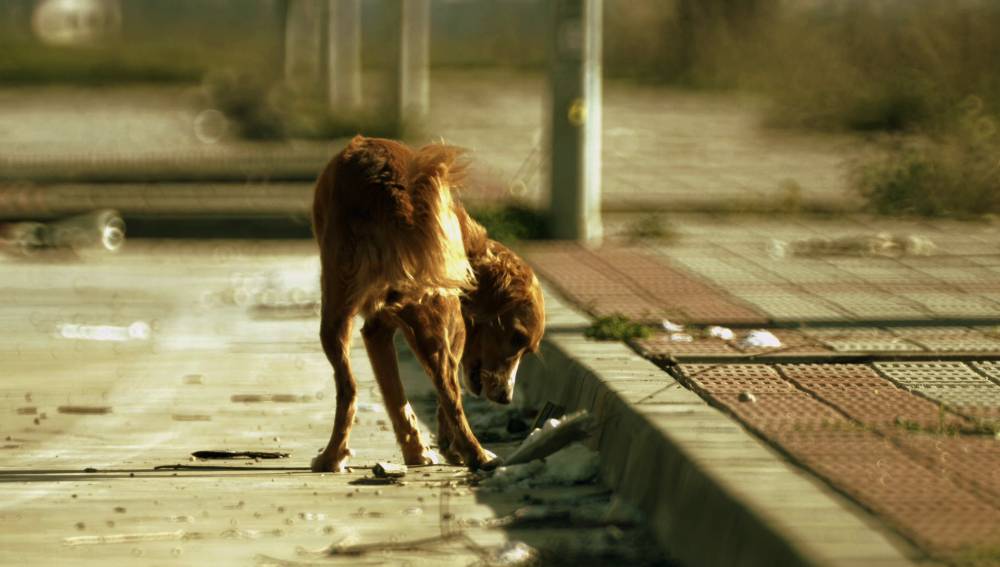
[493,389,511,404]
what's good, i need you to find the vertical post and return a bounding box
[384,0,430,135]
[327,0,362,114]
[547,0,603,243]
[382,0,403,132]
[401,0,431,126]
[284,0,324,92]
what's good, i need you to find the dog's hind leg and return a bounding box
[361,314,440,466]
[398,296,501,471]
[312,301,360,473]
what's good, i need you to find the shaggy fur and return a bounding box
[311,136,544,472]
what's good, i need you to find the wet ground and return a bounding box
[0,240,670,566]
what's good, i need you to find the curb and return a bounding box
[517,284,921,567]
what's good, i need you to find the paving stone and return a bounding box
[802,328,924,353]
[874,362,991,384]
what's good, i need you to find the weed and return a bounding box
[946,542,1000,567]
[469,204,548,244]
[851,106,1000,216]
[623,213,677,243]
[584,314,652,342]
[202,71,406,141]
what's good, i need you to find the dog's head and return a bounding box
[461,241,545,405]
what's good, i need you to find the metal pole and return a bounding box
[547,0,603,243]
[327,0,362,113]
[401,0,431,127]
[284,0,324,92]
[383,0,430,135]
[382,0,403,133]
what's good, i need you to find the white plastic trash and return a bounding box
[707,326,735,341]
[739,330,782,349]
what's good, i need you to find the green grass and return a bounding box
[584,315,652,342]
[469,204,548,244]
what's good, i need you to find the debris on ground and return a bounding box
[480,541,538,566]
[661,319,685,333]
[464,395,533,442]
[482,443,600,490]
[738,391,758,403]
[738,330,782,349]
[707,326,735,340]
[769,233,936,259]
[372,462,407,479]
[63,529,194,546]
[669,332,694,343]
[487,496,643,530]
[191,450,289,460]
[584,315,651,341]
[505,411,597,466]
[57,406,112,415]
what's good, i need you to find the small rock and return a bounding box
[738,391,757,403]
[373,462,407,479]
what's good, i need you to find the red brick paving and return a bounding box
[676,363,1000,559]
[530,239,1000,563]
[524,243,768,325]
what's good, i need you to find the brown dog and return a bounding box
[311,136,544,472]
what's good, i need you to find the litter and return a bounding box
[769,233,936,259]
[63,530,194,546]
[738,330,782,349]
[482,443,600,490]
[707,326,735,341]
[372,462,407,479]
[57,406,111,415]
[661,319,685,332]
[487,541,538,566]
[191,450,288,460]
[669,332,694,343]
[505,410,596,466]
[738,391,758,403]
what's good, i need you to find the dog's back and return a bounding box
[313,136,472,313]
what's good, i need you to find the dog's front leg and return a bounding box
[436,405,463,465]
[313,308,358,473]
[400,298,501,471]
[361,315,440,466]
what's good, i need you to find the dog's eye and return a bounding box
[510,331,530,350]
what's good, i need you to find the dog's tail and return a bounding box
[316,136,473,301]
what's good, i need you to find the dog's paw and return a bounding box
[311,448,354,473]
[403,447,442,466]
[467,448,503,472]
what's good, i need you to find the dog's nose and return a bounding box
[492,389,511,404]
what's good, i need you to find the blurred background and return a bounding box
[2,0,998,244]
